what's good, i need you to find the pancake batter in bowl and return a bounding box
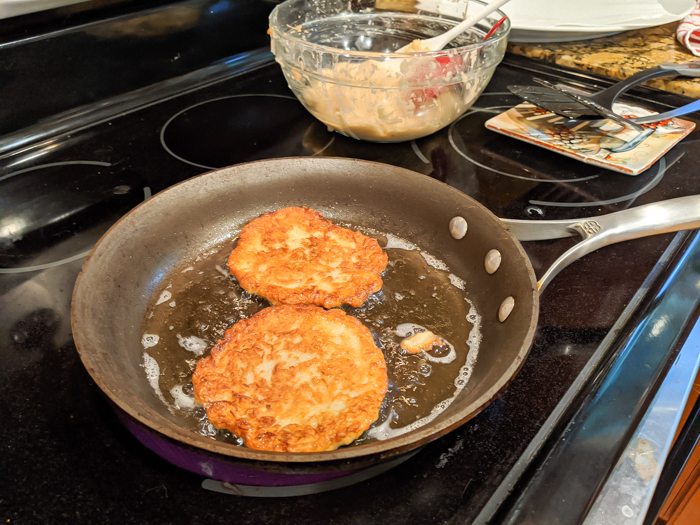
[297,57,484,142]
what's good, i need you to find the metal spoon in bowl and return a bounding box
[395,0,512,53]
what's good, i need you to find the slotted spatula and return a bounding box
[508,61,700,124]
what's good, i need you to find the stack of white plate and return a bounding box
[502,0,695,42]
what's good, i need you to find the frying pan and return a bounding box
[71,157,700,474]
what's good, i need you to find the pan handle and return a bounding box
[502,195,700,292]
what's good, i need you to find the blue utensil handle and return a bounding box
[631,99,700,124]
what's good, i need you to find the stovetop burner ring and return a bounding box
[0,161,150,273]
[0,160,110,182]
[528,156,671,208]
[448,94,679,211]
[448,107,600,184]
[160,94,335,170]
[0,249,93,274]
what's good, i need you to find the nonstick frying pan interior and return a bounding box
[71,157,538,468]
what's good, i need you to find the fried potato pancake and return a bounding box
[228,207,388,308]
[191,305,388,452]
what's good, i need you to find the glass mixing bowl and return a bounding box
[269,0,510,143]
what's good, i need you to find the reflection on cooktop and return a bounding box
[0,161,148,271]
[160,94,335,169]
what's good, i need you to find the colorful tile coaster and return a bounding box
[485,102,695,175]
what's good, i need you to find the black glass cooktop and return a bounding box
[2,52,699,524]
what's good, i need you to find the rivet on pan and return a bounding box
[485,249,502,274]
[449,217,468,239]
[499,296,515,323]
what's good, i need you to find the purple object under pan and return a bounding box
[120,412,418,497]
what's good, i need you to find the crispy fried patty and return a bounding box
[228,207,388,308]
[192,305,388,452]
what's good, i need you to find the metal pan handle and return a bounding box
[501,195,700,292]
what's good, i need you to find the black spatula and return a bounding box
[508,61,700,124]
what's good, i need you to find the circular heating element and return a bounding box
[446,103,673,216]
[0,161,147,273]
[160,94,335,169]
[449,108,602,184]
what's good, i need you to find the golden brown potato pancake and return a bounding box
[228,207,388,308]
[191,305,388,452]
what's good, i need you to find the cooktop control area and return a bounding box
[1,53,699,524]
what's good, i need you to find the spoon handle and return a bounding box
[428,0,511,51]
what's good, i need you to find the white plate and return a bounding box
[503,0,695,42]
[509,29,624,43]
